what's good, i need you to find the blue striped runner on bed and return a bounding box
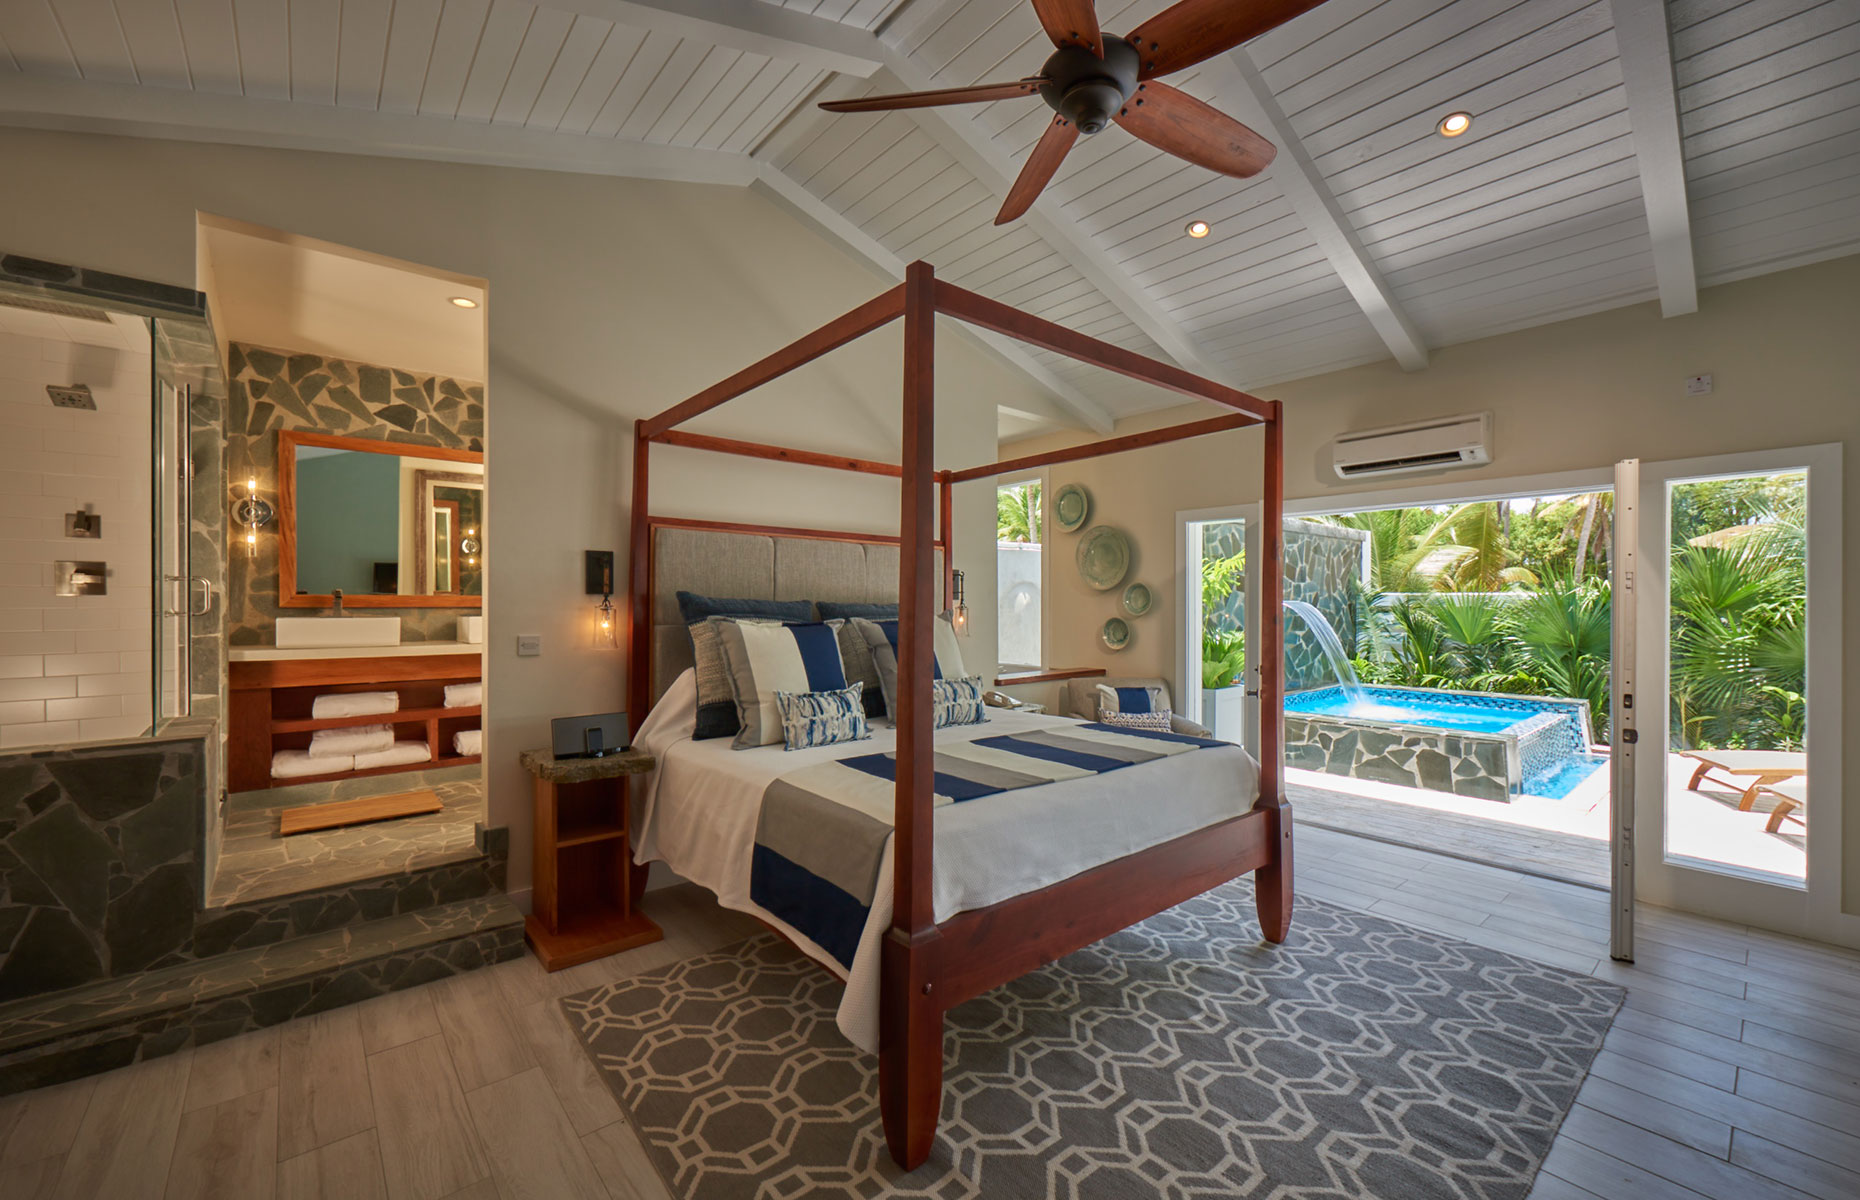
[749,723,1227,968]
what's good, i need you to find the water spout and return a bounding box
[1282,600,1366,707]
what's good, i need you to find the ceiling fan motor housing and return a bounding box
[1038,39,1140,134]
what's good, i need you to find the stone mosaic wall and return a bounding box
[0,736,206,1004]
[225,343,484,646]
[1202,517,1370,688]
[1285,712,1511,802]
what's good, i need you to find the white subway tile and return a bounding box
[0,698,46,723]
[73,627,144,653]
[0,719,81,748]
[0,655,45,680]
[0,563,47,588]
[0,676,77,702]
[118,649,152,673]
[40,474,118,501]
[79,714,148,741]
[40,607,122,631]
[0,472,43,496]
[0,516,64,540]
[46,694,123,722]
[43,650,119,676]
[0,610,42,632]
[0,630,74,656]
[77,671,142,698]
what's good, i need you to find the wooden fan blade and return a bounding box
[1032,0,1103,56]
[1127,0,1329,79]
[1114,81,1275,178]
[996,117,1078,225]
[819,80,1044,113]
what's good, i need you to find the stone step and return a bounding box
[0,892,525,1095]
[193,825,509,958]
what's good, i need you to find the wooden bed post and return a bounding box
[1253,405,1292,942]
[882,260,943,1170]
[627,421,653,907]
[938,472,955,612]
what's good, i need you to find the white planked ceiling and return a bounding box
[0,0,1854,437]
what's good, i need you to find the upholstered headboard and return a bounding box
[647,520,943,704]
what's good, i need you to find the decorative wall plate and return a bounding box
[1122,582,1152,616]
[1054,483,1091,532]
[1102,617,1130,651]
[1075,525,1130,591]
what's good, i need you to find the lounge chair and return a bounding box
[1680,749,1806,811]
[1754,780,1808,834]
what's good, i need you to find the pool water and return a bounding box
[1286,685,1607,800]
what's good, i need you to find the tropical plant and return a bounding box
[1668,536,1804,750]
[996,482,1041,543]
[1507,573,1613,729]
[1202,630,1247,690]
[1200,549,1247,689]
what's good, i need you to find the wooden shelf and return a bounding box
[270,704,481,733]
[523,905,662,972]
[267,754,481,787]
[993,667,1107,686]
[557,823,627,848]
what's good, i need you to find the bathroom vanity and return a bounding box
[227,641,484,792]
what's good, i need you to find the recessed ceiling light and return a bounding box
[449,296,479,309]
[1437,111,1472,138]
[1185,219,1212,239]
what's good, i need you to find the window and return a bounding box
[996,479,1042,670]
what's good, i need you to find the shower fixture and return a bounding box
[46,384,96,410]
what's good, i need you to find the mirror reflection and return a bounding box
[291,443,485,598]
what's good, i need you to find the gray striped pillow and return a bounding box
[775,683,871,750]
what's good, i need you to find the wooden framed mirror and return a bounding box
[277,430,485,608]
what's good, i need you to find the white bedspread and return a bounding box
[632,670,1260,1050]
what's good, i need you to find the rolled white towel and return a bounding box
[352,740,432,771]
[308,724,394,758]
[273,749,351,779]
[312,691,399,719]
[452,729,482,757]
[444,683,482,708]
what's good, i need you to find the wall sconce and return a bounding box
[232,475,273,558]
[951,568,969,636]
[586,550,617,649]
[463,525,482,567]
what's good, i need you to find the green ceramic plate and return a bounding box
[1054,483,1091,533]
[1075,525,1131,591]
[1102,617,1130,651]
[1123,582,1152,617]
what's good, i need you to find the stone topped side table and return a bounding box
[519,747,662,970]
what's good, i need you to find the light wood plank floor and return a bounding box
[3,828,1856,1200]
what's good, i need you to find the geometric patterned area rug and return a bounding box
[560,879,1623,1200]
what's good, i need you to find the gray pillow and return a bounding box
[851,616,967,725]
[677,592,814,740]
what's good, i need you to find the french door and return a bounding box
[1631,445,1849,945]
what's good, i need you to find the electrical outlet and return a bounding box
[516,634,542,657]
[1685,373,1713,396]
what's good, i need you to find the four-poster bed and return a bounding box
[624,261,1290,1170]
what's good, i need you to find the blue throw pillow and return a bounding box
[678,592,816,740]
[776,682,871,750]
[710,618,850,749]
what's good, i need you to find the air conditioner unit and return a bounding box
[1331,412,1492,480]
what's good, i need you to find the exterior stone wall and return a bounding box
[1201,517,1369,688]
[225,343,484,646]
[1285,713,1511,802]
[0,736,206,1003]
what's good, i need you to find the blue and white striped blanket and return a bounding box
[749,722,1227,967]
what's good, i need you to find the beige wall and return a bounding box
[1004,254,1860,919]
[0,127,1032,898]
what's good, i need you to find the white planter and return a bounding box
[1201,686,1248,744]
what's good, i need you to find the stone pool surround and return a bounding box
[1284,685,1597,803]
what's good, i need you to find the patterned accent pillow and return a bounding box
[710,618,849,749]
[932,676,989,729]
[776,682,871,750]
[1096,683,1168,718]
[852,615,967,724]
[678,592,814,740]
[1101,709,1173,732]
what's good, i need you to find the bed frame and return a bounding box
[625,262,1289,1170]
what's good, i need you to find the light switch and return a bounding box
[1685,373,1713,396]
[516,634,542,657]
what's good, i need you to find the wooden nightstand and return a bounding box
[519,746,664,971]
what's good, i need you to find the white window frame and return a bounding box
[997,472,1047,673]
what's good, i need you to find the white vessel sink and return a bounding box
[274,616,402,649]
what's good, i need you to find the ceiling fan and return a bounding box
[819,0,1329,225]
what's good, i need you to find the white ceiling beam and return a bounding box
[0,73,756,186]
[1609,0,1698,317]
[550,0,883,78]
[753,161,1115,434]
[1215,51,1430,371]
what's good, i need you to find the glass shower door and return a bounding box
[153,361,200,728]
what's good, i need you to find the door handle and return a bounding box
[190,576,213,616]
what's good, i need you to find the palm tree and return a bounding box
[996,482,1041,543]
[1506,572,1612,727]
[1411,503,1539,592]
